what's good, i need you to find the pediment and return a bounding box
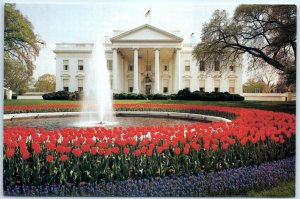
[110,24,183,42]
[228,74,238,79]
[61,74,71,77]
[183,75,192,78]
[75,74,85,78]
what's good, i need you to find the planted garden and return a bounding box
[3,104,296,196]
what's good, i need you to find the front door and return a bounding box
[145,85,151,95]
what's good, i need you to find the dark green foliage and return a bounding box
[12,94,17,100]
[42,91,84,101]
[174,89,244,101]
[42,91,70,100]
[176,88,192,100]
[114,93,147,100]
[113,89,244,101]
[147,93,171,100]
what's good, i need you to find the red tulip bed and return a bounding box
[3,104,296,196]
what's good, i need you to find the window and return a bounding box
[214,61,220,71]
[185,65,190,71]
[199,61,205,71]
[184,79,190,90]
[78,60,84,71]
[63,60,69,71]
[78,79,83,92]
[164,65,168,71]
[128,64,133,71]
[185,60,190,71]
[128,79,133,92]
[230,65,235,72]
[107,60,112,70]
[199,80,205,92]
[63,79,69,92]
[229,80,235,93]
[146,64,151,71]
[214,79,220,92]
[163,79,168,93]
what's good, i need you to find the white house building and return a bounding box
[53,24,243,95]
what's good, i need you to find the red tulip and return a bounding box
[91,147,98,155]
[46,155,54,163]
[6,148,15,158]
[174,147,181,155]
[134,149,141,157]
[59,155,68,162]
[123,147,130,155]
[72,148,82,157]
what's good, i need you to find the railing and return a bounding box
[242,92,296,101]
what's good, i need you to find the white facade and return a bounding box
[54,24,243,95]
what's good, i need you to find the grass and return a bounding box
[4,99,80,106]
[244,179,295,197]
[5,99,296,114]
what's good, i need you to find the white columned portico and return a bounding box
[112,48,118,92]
[154,48,160,93]
[133,48,139,93]
[175,48,181,92]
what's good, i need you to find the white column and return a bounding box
[154,48,160,93]
[133,48,139,93]
[112,48,118,92]
[175,48,181,92]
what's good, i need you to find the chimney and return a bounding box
[104,36,110,43]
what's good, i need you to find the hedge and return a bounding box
[43,89,244,101]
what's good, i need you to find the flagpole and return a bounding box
[149,6,151,25]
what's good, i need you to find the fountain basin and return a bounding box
[3,111,230,130]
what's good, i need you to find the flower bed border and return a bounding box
[4,156,295,196]
[3,103,296,197]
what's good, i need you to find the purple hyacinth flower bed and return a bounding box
[4,156,295,197]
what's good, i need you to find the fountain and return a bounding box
[76,39,116,127]
[3,39,214,130]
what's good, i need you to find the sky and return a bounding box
[15,1,238,80]
[4,0,298,84]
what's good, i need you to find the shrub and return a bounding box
[12,94,18,100]
[114,93,147,100]
[174,89,244,101]
[148,93,171,100]
[176,88,191,100]
[42,91,70,100]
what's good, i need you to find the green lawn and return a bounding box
[244,179,295,197]
[4,99,296,114]
[4,99,80,106]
